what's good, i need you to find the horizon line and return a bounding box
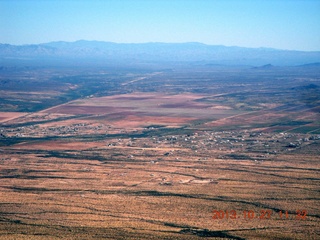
[2,40,319,52]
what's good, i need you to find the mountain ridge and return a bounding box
[1,40,320,66]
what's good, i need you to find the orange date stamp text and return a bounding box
[212,209,307,220]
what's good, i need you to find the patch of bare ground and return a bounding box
[42,92,239,122]
[209,105,233,110]
[0,112,28,123]
[44,105,126,115]
[108,115,196,128]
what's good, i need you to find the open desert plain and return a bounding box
[0,62,319,240]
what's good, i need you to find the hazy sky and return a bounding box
[1,0,319,51]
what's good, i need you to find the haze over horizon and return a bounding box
[1,0,320,51]
[3,39,320,53]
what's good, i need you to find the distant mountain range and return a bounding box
[1,40,320,66]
